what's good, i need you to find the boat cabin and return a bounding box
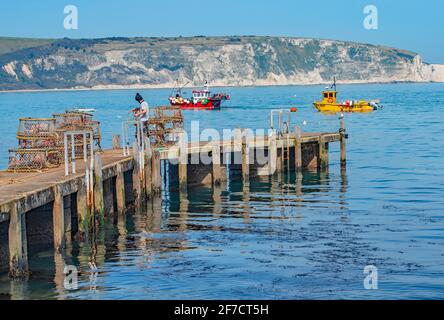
[322,90,338,104]
[192,90,210,103]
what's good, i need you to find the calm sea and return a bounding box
[0,83,443,299]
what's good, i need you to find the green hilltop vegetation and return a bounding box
[0,37,55,56]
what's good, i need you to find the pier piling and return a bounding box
[132,142,142,204]
[340,118,347,166]
[94,153,104,221]
[1,127,346,277]
[212,142,222,186]
[116,163,126,214]
[77,178,90,233]
[178,132,188,192]
[152,151,161,194]
[8,202,28,278]
[294,126,302,171]
[241,135,250,184]
[318,134,328,169]
[268,131,277,175]
[52,186,65,252]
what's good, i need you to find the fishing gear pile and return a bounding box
[8,111,101,172]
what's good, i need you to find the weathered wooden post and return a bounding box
[286,133,291,171]
[144,138,153,199]
[132,142,141,203]
[94,153,104,221]
[318,134,328,169]
[212,142,221,186]
[241,134,249,184]
[294,126,302,171]
[152,150,162,194]
[77,178,90,234]
[178,131,187,192]
[268,130,277,175]
[116,163,126,214]
[112,134,121,150]
[53,185,65,252]
[340,116,347,166]
[276,137,282,173]
[234,127,242,165]
[8,202,28,278]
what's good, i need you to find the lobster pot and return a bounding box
[17,118,56,138]
[154,106,184,124]
[147,105,184,147]
[8,148,60,172]
[55,144,92,162]
[53,112,94,130]
[53,132,93,161]
[147,119,183,147]
[17,135,58,149]
[54,131,89,146]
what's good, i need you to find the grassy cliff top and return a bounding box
[0,37,56,55]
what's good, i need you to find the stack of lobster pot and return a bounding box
[8,118,60,172]
[53,111,102,160]
[7,111,102,172]
[147,105,184,147]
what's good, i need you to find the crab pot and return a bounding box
[154,105,184,121]
[53,112,94,129]
[148,106,184,147]
[7,149,60,172]
[17,136,58,149]
[54,134,93,161]
[56,144,93,162]
[17,118,56,138]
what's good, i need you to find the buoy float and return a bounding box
[290,107,298,112]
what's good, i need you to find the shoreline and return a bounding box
[0,80,442,94]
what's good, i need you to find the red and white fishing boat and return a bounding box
[169,81,230,110]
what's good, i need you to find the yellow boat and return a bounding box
[313,80,382,113]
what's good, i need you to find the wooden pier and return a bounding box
[0,126,347,277]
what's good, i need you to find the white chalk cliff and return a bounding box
[0,36,443,90]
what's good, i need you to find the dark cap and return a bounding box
[135,93,143,102]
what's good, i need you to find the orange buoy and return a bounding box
[290,107,298,112]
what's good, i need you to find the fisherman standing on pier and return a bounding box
[133,93,149,123]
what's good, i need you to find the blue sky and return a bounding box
[1,0,443,63]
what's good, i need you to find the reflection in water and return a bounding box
[53,252,66,300]
[9,279,28,300]
[0,84,443,299]
[0,163,442,300]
